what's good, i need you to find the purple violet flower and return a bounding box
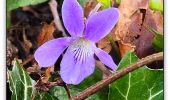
[34,0,119,85]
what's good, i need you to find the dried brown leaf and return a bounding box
[118,41,135,57]
[97,37,112,53]
[7,39,18,66]
[84,0,98,18]
[37,22,55,45]
[113,0,149,39]
[26,63,40,74]
[111,0,149,57]
[41,67,54,83]
[22,6,40,18]
[134,9,163,58]
[23,32,32,50]
[111,0,162,57]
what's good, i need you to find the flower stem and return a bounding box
[89,2,103,16]
[107,35,121,63]
[49,0,66,36]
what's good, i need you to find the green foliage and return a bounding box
[116,0,121,5]
[7,60,35,100]
[34,91,56,100]
[153,33,163,51]
[49,86,73,100]
[108,52,163,100]
[7,61,107,100]
[78,0,89,7]
[50,86,100,100]
[146,25,163,51]
[7,11,11,28]
[97,0,111,8]
[49,68,109,100]
[8,60,57,100]
[149,0,163,12]
[151,28,164,52]
[7,0,48,28]
[7,52,163,100]
[7,0,48,11]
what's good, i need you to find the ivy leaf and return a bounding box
[7,0,48,28]
[7,60,35,100]
[50,68,108,100]
[34,91,56,100]
[97,0,111,8]
[49,86,72,100]
[108,52,163,100]
[49,86,100,100]
[7,0,48,11]
[149,0,163,12]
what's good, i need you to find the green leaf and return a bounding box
[49,86,72,100]
[49,86,101,100]
[7,0,48,28]
[50,68,109,100]
[108,52,163,100]
[7,0,48,11]
[7,60,35,100]
[7,11,11,28]
[152,32,163,51]
[78,0,89,7]
[97,0,111,8]
[149,0,163,12]
[116,0,121,5]
[145,25,163,51]
[34,91,56,100]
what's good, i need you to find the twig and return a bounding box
[49,0,66,36]
[95,60,112,76]
[35,78,64,91]
[107,35,121,61]
[22,55,34,66]
[70,52,163,100]
[48,78,64,88]
[89,2,103,16]
[64,84,71,99]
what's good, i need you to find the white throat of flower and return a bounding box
[68,37,94,63]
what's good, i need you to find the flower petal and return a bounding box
[94,47,117,71]
[34,37,74,67]
[62,0,84,37]
[60,47,95,85]
[85,8,119,42]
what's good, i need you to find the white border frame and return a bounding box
[0,0,168,100]
[164,0,170,99]
[0,0,6,99]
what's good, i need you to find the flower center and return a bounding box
[68,37,94,63]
